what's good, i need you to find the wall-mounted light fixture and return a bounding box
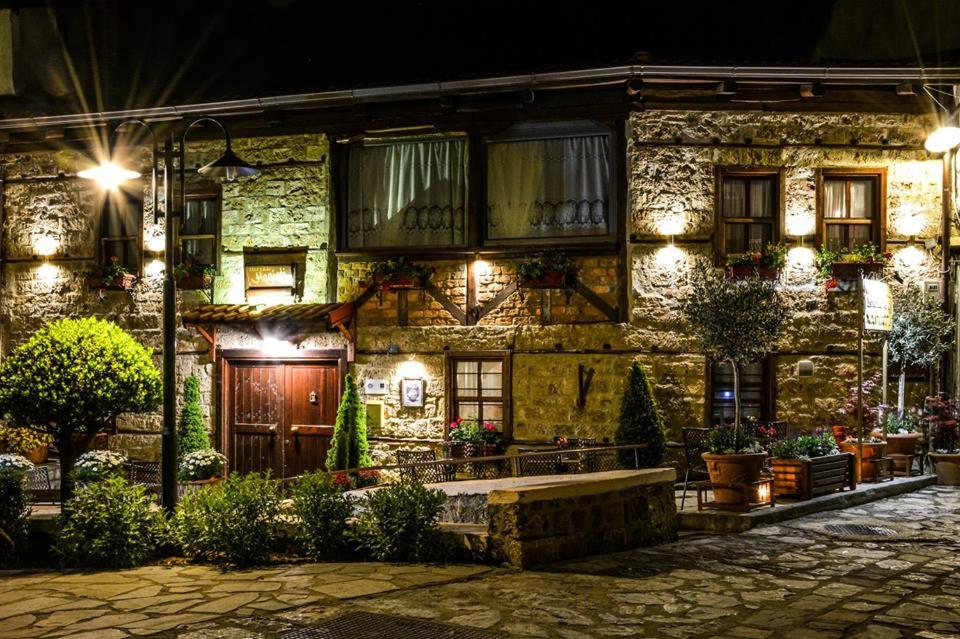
[473,257,491,288]
[33,235,59,258]
[397,357,425,380]
[36,262,58,282]
[261,336,298,357]
[785,207,816,240]
[145,259,165,278]
[145,232,165,254]
[923,85,960,153]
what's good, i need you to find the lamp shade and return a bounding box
[924,126,960,153]
[197,147,259,181]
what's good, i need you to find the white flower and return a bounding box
[179,449,226,481]
[74,450,127,482]
[0,453,33,471]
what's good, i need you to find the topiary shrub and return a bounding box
[173,472,282,567]
[0,318,161,501]
[55,477,166,569]
[353,481,447,562]
[178,375,210,459]
[0,468,30,567]
[615,361,666,467]
[326,374,372,471]
[291,471,355,561]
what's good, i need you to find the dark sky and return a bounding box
[5,0,960,117]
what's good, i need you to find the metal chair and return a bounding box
[127,461,162,498]
[396,449,454,483]
[680,427,711,510]
[517,447,563,476]
[25,465,54,503]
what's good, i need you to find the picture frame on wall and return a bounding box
[401,378,425,407]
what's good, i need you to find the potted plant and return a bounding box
[173,260,216,290]
[926,394,960,485]
[882,409,923,456]
[0,454,33,473]
[364,257,433,291]
[85,256,137,291]
[178,449,227,495]
[769,433,854,500]
[74,450,127,484]
[679,264,789,505]
[815,243,891,287]
[833,370,888,481]
[0,425,53,464]
[448,417,503,458]
[515,253,576,289]
[726,243,786,280]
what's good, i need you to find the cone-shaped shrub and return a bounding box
[178,375,210,459]
[615,361,666,467]
[326,374,372,471]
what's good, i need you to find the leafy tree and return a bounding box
[0,318,162,501]
[678,265,788,442]
[888,286,953,415]
[326,374,372,471]
[0,468,30,567]
[615,362,666,467]
[178,375,210,459]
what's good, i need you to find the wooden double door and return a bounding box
[220,351,345,479]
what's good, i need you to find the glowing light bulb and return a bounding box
[925,126,960,153]
[78,161,141,190]
[34,236,59,257]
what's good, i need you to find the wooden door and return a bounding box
[228,363,284,477]
[282,364,339,477]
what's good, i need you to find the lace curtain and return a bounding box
[486,134,611,240]
[346,138,467,249]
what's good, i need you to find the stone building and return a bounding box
[0,65,954,475]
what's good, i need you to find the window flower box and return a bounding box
[830,261,885,281]
[362,257,433,293]
[515,253,577,291]
[86,273,137,291]
[519,269,575,289]
[725,244,786,281]
[770,452,855,500]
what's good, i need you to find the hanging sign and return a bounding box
[862,279,893,332]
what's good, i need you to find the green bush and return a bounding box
[174,472,282,567]
[0,468,30,567]
[178,375,210,459]
[291,471,355,561]
[0,318,161,501]
[55,477,165,569]
[74,450,127,484]
[326,374,372,471]
[615,362,666,467]
[770,434,839,460]
[353,482,446,562]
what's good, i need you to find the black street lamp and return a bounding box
[79,116,258,511]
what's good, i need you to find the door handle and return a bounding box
[268,425,277,434]
[291,426,300,435]
[309,391,318,404]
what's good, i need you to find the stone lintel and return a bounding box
[486,468,676,505]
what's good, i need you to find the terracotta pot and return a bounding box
[70,432,109,454]
[726,265,780,280]
[885,433,921,456]
[86,273,137,291]
[930,453,960,485]
[701,452,768,505]
[838,441,887,482]
[520,270,574,289]
[831,425,848,446]
[24,444,49,465]
[830,262,884,281]
[177,274,213,290]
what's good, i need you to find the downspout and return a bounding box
[0,161,5,364]
[942,86,959,396]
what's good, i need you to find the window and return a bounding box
[486,121,614,243]
[100,187,143,274]
[818,170,885,250]
[716,169,779,259]
[179,191,220,269]
[345,136,468,250]
[709,359,772,425]
[447,353,511,439]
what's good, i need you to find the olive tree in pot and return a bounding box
[0,318,161,501]
[679,264,789,505]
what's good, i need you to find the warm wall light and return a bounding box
[473,259,491,287]
[894,206,927,237]
[261,336,298,357]
[397,358,426,380]
[787,246,815,268]
[36,262,58,282]
[33,236,59,257]
[77,161,141,190]
[785,211,815,238]
[893,245,927,273]
[145,259,165,278]
[656,204,687,237]
[655,244,684,270]
[925,126,960,153]
[145,233,165,253]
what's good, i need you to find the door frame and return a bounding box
[217,348,348,475]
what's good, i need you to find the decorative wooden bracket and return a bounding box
[195,325,218,363]
[576,364,596,408]
[424,282,467,325]
[329,302,357,362]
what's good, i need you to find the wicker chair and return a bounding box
[517,447,563,476]
[127,461,162,498]
[396,449,454,484]
[25,465,53,503]
[680,427,711,510]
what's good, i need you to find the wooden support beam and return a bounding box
[397,289,409,326]
[424,282,467,325]
[476,281,518,322]
[195,325,218,363]
[540,290,552,326]
[574,281,619,322]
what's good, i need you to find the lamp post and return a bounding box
[80,116,258,512]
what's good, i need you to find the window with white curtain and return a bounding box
[345,136,468,249]
[100,186,143,274]
[180,192,220,269]
[820,173,881,250]
[485,121,613,242]
[716,170,779,258]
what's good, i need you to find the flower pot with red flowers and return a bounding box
[448,417,504,458]
[363,257,433,292]
[515,254,577,290]
[815,244,890,287]
[174,260,216,290]
[725,243,786,280]
[926,394,960,485]
[85,257,137,291]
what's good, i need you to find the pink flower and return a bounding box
[449,421,459,429]
[483,422,496,431]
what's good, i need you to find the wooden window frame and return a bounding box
[815,168,887,251]
[714,167,783,264]
[99,186,144,277]
[178,189,222,271]
[704,356,775,426]
[445,350,512,441]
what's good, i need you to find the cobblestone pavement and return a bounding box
[3,486,960,639]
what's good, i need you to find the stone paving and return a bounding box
[3,486,960,638]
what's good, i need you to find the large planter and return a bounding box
[178,476,223,497]
[726,265,779,280]
[519,270,575,289]
[830,262,884,281]
[929,453,960,485]
[838,440,887,482]
[769,452,855,500]
[86,273,137,291]
[885,433,921,456]
[23,444,50,465]
[176,273,213,290]
[701,452,768,505]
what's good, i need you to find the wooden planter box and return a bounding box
[519,270,575,289]
[373,273,425,291]
[726,265,780,280]
[178,476,223,498]
[176,274,213,290]
[86,273,137,291]
[770,452,856,500]
[830,262,884,281]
